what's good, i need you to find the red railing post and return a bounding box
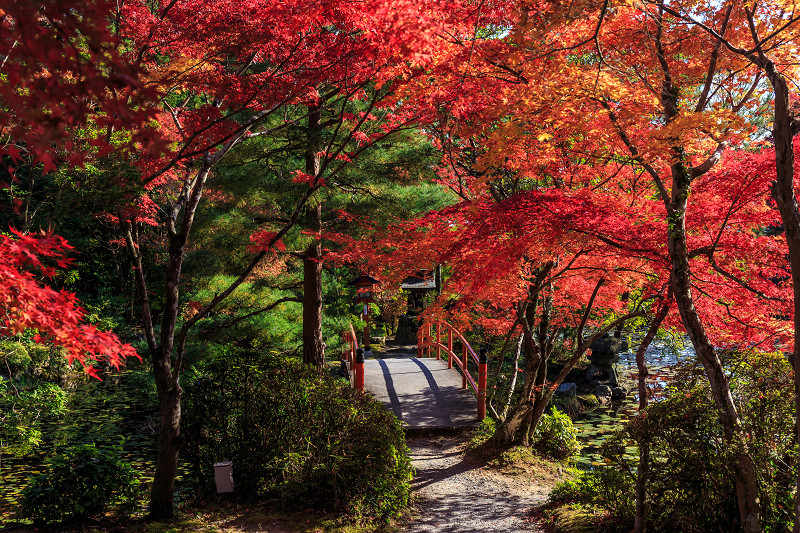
[436,322,441,360]
[428,323,434,357]
[478,347,487,421]
[447,329,453,369]
[355,348,364,391]
[461,344,468,389]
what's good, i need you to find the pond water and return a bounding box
[571,335,695,469]
[0,371,194,525]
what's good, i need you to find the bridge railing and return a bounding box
[417,320,487,420]
[342,323,364,391]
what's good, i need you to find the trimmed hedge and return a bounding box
[21,444,139,523]
[183,352,412,520]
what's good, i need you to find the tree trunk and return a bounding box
[302,198,324,367]
[634,301,670,533]
[494,283,543,445]
[500,335,523,420]
[494,331,540,445]
[762,63,800,533]
[668,169,762,533]
[302,103,325,368]
[148,362,181,519]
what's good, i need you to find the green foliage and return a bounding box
[532,407,581,461]
[183,351,413,521]
[555,351,795,532]
[0,339,72,381]
[0,340,31,376]
[1,380,66,456]
[466,418,497,452]
[551,463,635,521]
[21,443,140,524]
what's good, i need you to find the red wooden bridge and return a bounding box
[342,321,487,429]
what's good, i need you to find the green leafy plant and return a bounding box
[532,407,581,460]
[1,381,66,457]
[21,443,141,524]
[0,341,32,377]
[555,351,795,532]
[182,351,413,521]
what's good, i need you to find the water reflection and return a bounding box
[572,335,695,469]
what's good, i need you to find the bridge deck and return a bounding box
[363,357,480,429]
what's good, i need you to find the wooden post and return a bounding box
[436,322,441,360]
[428,323,434,357]
[355,348,364,391]
[461,344,468,389]
[363,305,370,350]
[447,329,453,369]
[478,347,487,421]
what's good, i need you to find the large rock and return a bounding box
[394,315,419,344]
[556,382,577,398]
[586,364,618,387]
[595,384,612,397]
[611,387,627,402]
[589,333,628,365]
[586,333,627,386]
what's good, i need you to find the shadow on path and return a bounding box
[400,436,547,533]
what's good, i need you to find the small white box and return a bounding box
[214,461,234,493]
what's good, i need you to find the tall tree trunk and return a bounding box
[124,162,213,519]
[668,169,762,533]
[149,358,181,519]
[634,301,670,533]
[303,198,324,367]
[303,103,325,368]
[762,63,800,533]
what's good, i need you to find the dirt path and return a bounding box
[398,434,552,533]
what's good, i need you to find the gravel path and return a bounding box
[399,435,551,533]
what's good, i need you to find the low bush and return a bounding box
[549,463,634,519]
[553,350,795,532]
[532,407,581,460]
[21,443,140,524]
[1,381,66,456]
[0,340,31,377]
[183,351,413,521]
[466,417,497,452]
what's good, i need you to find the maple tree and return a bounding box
[0,229,138,377]
[342,1,792,531]
[0,0,157,172]
[113,0,486,518]
[0,1,146,379]
[634,3,800,529]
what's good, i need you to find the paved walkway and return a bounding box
[400,435,548,532]
[363,356,480,428]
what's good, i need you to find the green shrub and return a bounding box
[21,444,140,524]
[558,351,795,532]
[532,407,581,460]
[466,418,497,452]
[183,352,413,521]
[0,340,31,377]
[0,381,66,456]
[549,465,634,517]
